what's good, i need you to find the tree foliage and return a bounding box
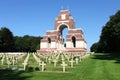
[91,10,120,53]
[90,42,99,53]
[14,35,42,52]
[0,27,42,52]
[0,27,15,52]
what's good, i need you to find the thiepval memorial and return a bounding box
[37,9,87,53]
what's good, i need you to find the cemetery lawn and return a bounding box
[0,53,120,80]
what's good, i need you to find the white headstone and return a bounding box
[15,57,18,63]
[12,59,15,66]
[40,61,46,72]
[1,58,4,65]
[69,59,75,68]
[48,57,51,64]
[61,55,65,62]
[75,57,79,64]
[53,59,57,67]
[22,62,27,71]
[7,61,11,68]
[61,62,67,72]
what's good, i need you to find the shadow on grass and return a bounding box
[0,69,32,80]
[92,53,120,64]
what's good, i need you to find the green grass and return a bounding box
[0,53,120,80]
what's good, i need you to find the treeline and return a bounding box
[91,10,120,53]
[0,27,42,52]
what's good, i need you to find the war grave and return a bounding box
[0,52,92,72]
[1,9,120,80]
[0,10,94,80]
[1,52,120,80]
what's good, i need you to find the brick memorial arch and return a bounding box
[37,10,87,53]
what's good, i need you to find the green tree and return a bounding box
[91,10,120,53]
[90,42,99,53]
[14,35,42,52]
[14,36,24,52]
[0,27,15,52]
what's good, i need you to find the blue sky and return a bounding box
[0,0,120,51]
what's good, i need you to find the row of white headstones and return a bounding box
[0,53,27,68]
[0,52,94,72]
[32,52,94,72]
[22,53,30,70]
